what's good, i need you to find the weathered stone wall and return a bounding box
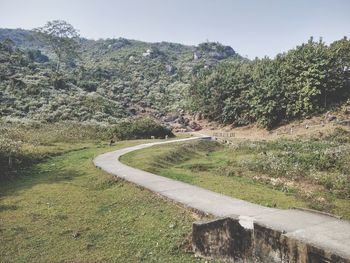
[192,217,350,263]
[192,217,252,262]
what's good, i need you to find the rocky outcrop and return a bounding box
[189,121,202,131]
[162,114,202,132]
[195,42,237,61]
[142,46,163,59]
[193,51,201,60]
[165,64,175,74]
[142,48,152,57]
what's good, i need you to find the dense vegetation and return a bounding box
[112,118,173,140]
[191,37,350,128]
[122,128,350,219]
[1,23,349,129]
[0,26,239,123]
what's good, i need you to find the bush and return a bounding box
[79,80,98,92]
[112,117,173,140]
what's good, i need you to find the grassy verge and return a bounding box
[0,140,205,262]
[121,132,350,220]
[0,119,174,180]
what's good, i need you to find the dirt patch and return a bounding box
[197,110,350,140]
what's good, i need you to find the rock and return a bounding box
[189,121,202,131]
[154,112,164,118]
[317,197,326,203]
[209,51,225,59]
[163,114,178,122]
[327,115,337,122]
[142,49,152,57]
[142,47,161,58]
[129,107,137,115]
[174,128,187,133]
[193,51,201,60]
[184,118,190,126]
[177,116,185,124]
[196,42,236,60]
[345,107,350,115]
[205,59,218,68]
[165,64,175,74]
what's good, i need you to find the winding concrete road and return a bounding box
[93,136,350,261]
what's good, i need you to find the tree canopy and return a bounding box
[190,37,350,128]
[34,20,80,71]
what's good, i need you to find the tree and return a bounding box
[328,37,350,102]
[1,38,15,53]
[189,37,350,128]
[282,38,331,116]
[34,20,80,71]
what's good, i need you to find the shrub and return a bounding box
[112,117,173,140]
[79,80,98,92]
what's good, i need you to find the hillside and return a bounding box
[1,26,349,131]
[0,28,241,124]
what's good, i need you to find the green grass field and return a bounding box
[0,140,206,263]
[121,138,350,220]
[2,128,349,262]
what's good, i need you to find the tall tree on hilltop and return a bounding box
[34,20,80,72]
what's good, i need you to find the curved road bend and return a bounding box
[93,135,350,260]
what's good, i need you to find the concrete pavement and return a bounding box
[93,136,350,261]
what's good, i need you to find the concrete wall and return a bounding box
[192,217,252,262]
[192,217,350,263]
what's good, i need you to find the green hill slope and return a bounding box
[0,28,241,123]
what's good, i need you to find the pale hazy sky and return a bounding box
[0,0,349,58]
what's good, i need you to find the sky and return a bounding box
[0,0,349,58]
